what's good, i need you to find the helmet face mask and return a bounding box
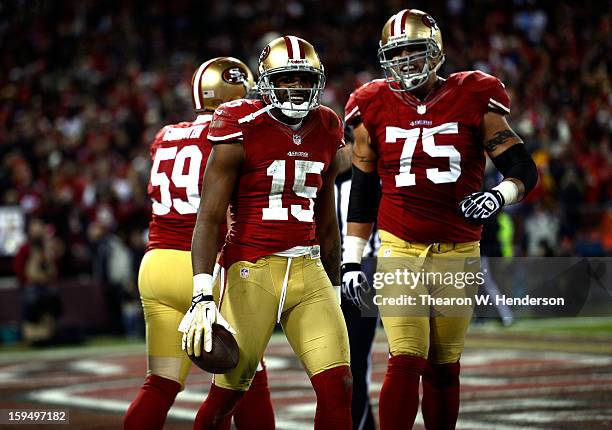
[257,36,325,119]
[378,9,445,93]
[260,69,325,118]
[379,38,444,92]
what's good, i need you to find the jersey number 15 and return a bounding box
[262,159,324,223]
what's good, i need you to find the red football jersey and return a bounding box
[147,114,223,251]
[207,99,344,268]
[345,71,511,243]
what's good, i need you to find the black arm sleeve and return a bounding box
[491,144,539,194]
[347,165,381,223]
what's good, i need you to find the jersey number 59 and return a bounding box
[150,145,202,215]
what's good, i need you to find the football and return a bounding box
[187,324,239,374]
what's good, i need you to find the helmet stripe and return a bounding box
[286,35,302,60]
[400,10,408,33]
[192,58,216,110]
[283,36,295,59]
[297,39,305,59]
[393,9,407,36]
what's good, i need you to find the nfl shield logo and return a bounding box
[293,134,302,145]
[240,267,249,279]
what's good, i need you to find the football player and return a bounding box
[182,36,353,429]
[342,9,538,429]
[124,57,274,430]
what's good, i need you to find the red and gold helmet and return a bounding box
[191,57,254,112]
[378,9,445,92]
[257,35,325,118]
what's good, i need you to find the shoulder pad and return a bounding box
[317,105,342,131]
[352,79,387,101]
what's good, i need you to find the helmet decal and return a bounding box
[422,14,437,29]
[222,66,248,84]
[259,45,271,63]
[191,57,254,112]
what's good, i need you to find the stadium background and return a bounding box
[0,0,610,428]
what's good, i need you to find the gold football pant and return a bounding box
[214,254,350,391]
[377,230,480,364]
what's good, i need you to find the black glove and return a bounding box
[458,190,504,224]
[341,263,370,308]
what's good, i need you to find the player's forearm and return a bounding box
[347,222,372,241]
[315,175,342,285]
[490,145,538,205]
[191,215,220,277]
[319,224,342,286]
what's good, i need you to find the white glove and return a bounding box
[458,190,504,224]
[341,263,370,308]
[178,273,235,356]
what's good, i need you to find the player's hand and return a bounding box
[458,190,504,224]
[341,263,370,308]
[178,274,235,356]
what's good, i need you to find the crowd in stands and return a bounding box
[0,1,609,335]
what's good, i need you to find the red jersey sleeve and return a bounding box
[344,80,386,130]
[471,71,511,116]
[344,91,363,127]
[335,113,345,149]
[207,101,246,144]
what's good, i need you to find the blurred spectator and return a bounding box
[524,203,561,256]
[13,218,62,345]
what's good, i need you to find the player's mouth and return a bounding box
[288,93,307,104]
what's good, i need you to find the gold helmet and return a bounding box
[191,57,254,112]
[257,35,325,118]
[378,9,445,92]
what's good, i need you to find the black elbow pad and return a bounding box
[347,165,381,223]
[491,144,539,194]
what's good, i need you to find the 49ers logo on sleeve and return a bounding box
[222,67,248,84]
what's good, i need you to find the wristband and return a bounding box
[492,180,519,206]
[342,236,368,264]
[333,285,341,304]
[193,273,213,297]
